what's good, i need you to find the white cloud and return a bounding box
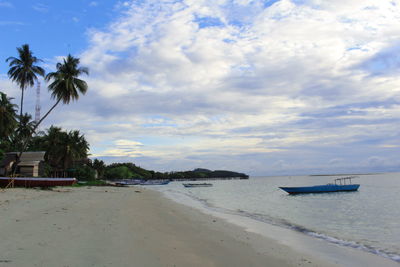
[3,0,400,175]
[32,3,49,13]
[73,0,400,175]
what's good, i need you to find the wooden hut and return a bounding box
[0,152,45,177]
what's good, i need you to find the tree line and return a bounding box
[102,164,249,180]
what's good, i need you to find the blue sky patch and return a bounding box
[194,16,224,28]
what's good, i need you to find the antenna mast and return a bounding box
[35,81,41,126]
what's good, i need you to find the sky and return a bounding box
[1,0,400,176]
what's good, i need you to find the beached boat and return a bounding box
[138,180,170,185]
[183,183,213,188]
[279,176,360,194]
[0,177,77,188]
[114,179,141,186]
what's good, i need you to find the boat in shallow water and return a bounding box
[183,183,213,188]
[138,180,170,185]
[279,176,360,194]
[0,177,77,188]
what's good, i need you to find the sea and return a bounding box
[151,172,400,263]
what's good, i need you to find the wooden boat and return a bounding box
[279,176,360,194]
[138,180,170,185]
[0,177,77,188]
[183,183,213,188]
[114,179,141,186]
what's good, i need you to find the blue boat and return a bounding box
[183,183,213,188]
[280,176,360,194]
[115,179,141,186]
[138,180,170,185]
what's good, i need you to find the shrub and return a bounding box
[105,166,133,180]
[74,165,96,181]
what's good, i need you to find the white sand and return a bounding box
[0,187,396,267]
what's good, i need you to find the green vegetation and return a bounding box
[102,164,248,180]
[2,44,89,176]
[166,168,248,180]
[0,92,18,152]
[105,166,134,180]
[74,165,96,181]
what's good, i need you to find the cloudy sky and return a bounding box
[1,0,400,176]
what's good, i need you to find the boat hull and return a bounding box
[279,184,360,194]
[139,180,170,185]
[0,177,77,188]
[183,183,213,188]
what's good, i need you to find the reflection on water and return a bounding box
[154,173,400,262]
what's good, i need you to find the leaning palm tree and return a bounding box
[35,54,89,129]
[13,55,88,175]
[6,44,45,120]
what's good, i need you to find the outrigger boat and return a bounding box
[279,176,360,194]
[183,183,213,188]
[115,179,170,186]
[138,180,170,185]
[114,179,141,186]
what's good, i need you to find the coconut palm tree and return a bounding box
[16,113,35,139]
[0,92,18,145]
[13,54,88,175]
[6,44,45,120]
[41,126,64,172]
[61,130,89,172]
[35,54,88,129]
[92,159,106,179]
[13,113,36,150]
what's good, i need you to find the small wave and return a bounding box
[161,188,400,263]
[234,208,400,263]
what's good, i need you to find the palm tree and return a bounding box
[16,113,35,138]
[36,54,89,129]
[0,92,18,146]
[6,44,45,120]
[39,127,89,177]
[13,113,36,150]
[13,54,88,175]
[61,130,90,172]
[42,126,65,173]
[92,159,106,179]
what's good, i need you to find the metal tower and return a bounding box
[35,81,41,124]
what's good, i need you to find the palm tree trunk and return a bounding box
[19,88,24,125]
[12,98,62,176]
[35,98,62,131]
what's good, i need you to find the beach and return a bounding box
[0,186,397,267]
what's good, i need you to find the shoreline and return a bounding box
[0,186,397,266]
[155,186,400,266]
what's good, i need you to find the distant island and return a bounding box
[168,168,249,180]
[102,163,249,181]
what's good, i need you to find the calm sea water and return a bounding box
[152,173,400,263]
